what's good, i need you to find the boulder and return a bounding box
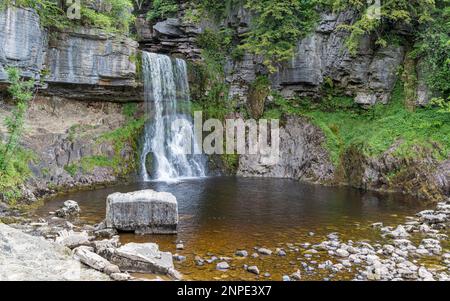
[73,246,117,273]
[55,230,90,249]
[100,242,180,279]
[105,190,178,234]
[55,200,80,218]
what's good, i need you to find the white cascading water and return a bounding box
[140,52,206,182]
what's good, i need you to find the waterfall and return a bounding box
[140,52,207,182]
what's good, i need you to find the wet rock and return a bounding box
[55,200,80,218]
[216,262,229,270]
[417,211,447,224]
[105,190,178,234]
[235,250,248,257]
[419,238,442,255]
[336,249,349,257]
[418,267,434,281]
[73,246,117,274]
[327,233,340,241]
[173,254,186,262]
[247,266,260,275]
[101,242,180,279]
[385,225,410,238]
[110,272,131,281]
[276,248,287,256]
[194,256,205,266]
[282,275,291,281]
[257,248,273,255]
[55,230,90,249]
[371,222,383,229]
[290,270,301,280]
[94,228,118,239]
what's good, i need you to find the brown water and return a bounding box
[35,177,427,280]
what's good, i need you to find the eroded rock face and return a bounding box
[238,115,335,182]
[0,7,46,81]
[271,11,405,104]
[106,190,178,234]
[46,28,137,86]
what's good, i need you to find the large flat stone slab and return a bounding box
[105,189,178,234]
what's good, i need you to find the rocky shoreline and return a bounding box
[1,190,449,281]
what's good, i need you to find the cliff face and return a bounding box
[0,7,46,82]
[0,7,141,101]
[0,5,447,203]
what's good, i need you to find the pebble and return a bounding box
[216,262,230,270]
[290,270,301,280]
[336,249,349,257]
[282,275,290,281]
[257,248,273,255]
[235,250,248,257]
[176,243,184,250]
[247,266,260,275]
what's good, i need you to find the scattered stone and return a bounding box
[282,275,290,281]
[173,254,186,262]
[176,243,184,250]
[290,270,301,280]
[336,249,349,257]
[216,262,229,270]
[55,200,80,218]
[247,266,259,275]
[73,246,113,272]
[371,222,383,229]
[277,249,287,256]
[257,248,272,255]
[55,230,90,249]
[386,225,410,238]
[251,253,259,258]
[110,272,131,281]
[94,228,118,239]
[235,250,248,257]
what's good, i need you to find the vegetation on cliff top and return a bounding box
[2,0,135,34]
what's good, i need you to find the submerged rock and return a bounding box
[216,262,230,270]
[105,190,178,234]
[247,266,260,275]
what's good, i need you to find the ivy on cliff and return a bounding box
[240,0,319,72]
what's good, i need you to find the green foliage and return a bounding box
[97,117,146,173]
[64,163,79,177]
[192,28,237,120]
[122,102,138,120]
[264,82,450,166]
[337,0,435,55]
[146,0,178,22]
[0,68,34,171]
[240,0,319,72]
[0,68,35,203]
[3,0,135,34]
[411,0,450,99]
